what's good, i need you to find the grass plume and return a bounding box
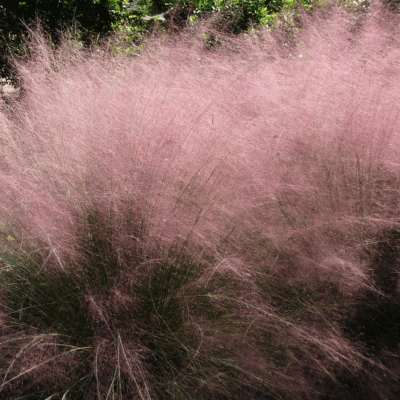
[1,2,400,398]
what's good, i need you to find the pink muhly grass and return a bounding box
[1,2,400,398]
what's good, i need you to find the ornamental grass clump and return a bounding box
[1,2,400,399]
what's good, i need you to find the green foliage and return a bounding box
[0,0,323,80]
[0,0,370,74]
[156,0,315,32]
[0,1,117,79]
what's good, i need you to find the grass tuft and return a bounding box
[1,2,400,398]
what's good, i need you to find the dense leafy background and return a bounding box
[0,0,316,79]
[0,1,117,69]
